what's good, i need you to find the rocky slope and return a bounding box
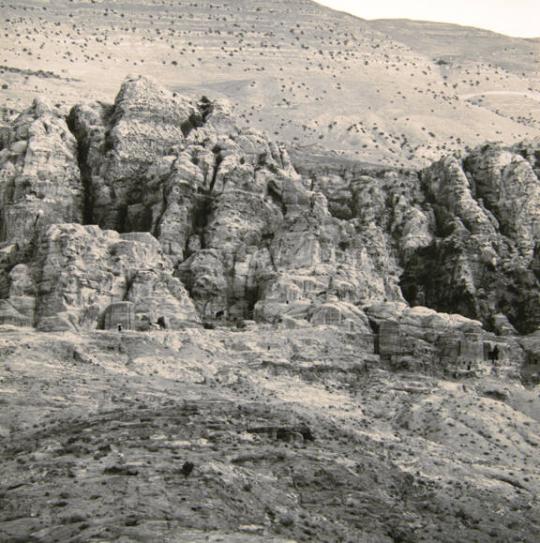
[0,325,539,543]
[0,76,540,542]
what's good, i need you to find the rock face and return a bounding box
[67,75,203,233]
[102,301,136,331]
[33,224,199,331]
[0,98,83,301]
[367,303,523,378]
[401,145,540,333]
[0,98,83,249]
[0,76,539,362]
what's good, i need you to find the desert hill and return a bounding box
[0,4,540,542]
[0,78,539,542]
[0,0,539,166]
[1,323,539,542]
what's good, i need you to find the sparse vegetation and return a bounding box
[0,0,537,167]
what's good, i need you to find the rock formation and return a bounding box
[0,98,83,247]
[2,75,540,543]
[0,75,539,377]
[33,224,199,331]
[401,145,540,333]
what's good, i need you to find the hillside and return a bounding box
[1,325,539,543]
[1,3,540,542]
[0,74,539,541]
[0,0,539,166]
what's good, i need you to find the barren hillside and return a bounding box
[1,0,539,166]
[1,4,539,542]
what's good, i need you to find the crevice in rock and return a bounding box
[101,102,117,154]
[192,194,213,250]
[30,233,51,328]
[181,114,201,138]
[116,205,128,234]
[66,110,94,225]
[366,318,381,354]
[152,184,169,241]
[103,128,115,154]
[198,96,213,123]
[123,273,136,302]
[267,180,287,216]
[262,232,278,272]
[245,284,261,320]
[208,147,224,194]
[179,97,212,138]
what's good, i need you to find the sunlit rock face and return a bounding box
[26,224,199,332]
[0,76,539,348]
[0,97,83,250]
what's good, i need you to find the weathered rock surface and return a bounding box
[366,302,523,378]
[38,224,199,331]
[0,75,539,353]
[0,97,83,248]
[401,145,540,333]
[0,325,539,543]
[0,223,199,331]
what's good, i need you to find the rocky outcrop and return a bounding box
[366,302,523,378]
[3,224,199,331]
[401,145,540,333]
[69,75,412,326]
[0,98,83,249]
[0,76,539,353]
[67,75,204,234]
[0,97,84,305]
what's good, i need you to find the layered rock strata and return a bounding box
[0,76,538,376]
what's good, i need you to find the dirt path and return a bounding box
[461,90,540,101]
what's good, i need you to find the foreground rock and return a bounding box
[0,326,538,543]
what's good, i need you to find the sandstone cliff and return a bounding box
[402,146,540,334]
[1,75,539,375]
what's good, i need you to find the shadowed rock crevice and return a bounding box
[66,115,94,226]
[208,150,224,194]
[191,195,214,252]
